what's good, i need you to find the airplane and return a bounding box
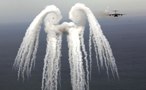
[107,10,124,17]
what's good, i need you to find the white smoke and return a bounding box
[13,5,62,80]
[41,8,63,90]
[64,22,86,90]
[14,3,119,90]
[69,3,119,79]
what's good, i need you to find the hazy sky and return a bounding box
[0,0,146,23]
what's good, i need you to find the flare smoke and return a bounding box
[14,3,119,90]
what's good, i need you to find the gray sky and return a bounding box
[0,0,146,23]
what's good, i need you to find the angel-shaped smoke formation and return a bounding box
[13,3,119,90]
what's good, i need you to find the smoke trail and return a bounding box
[69,3,119,80]
[13,5,62,80]
[59,22,89,90]
[89,26,93,79]
[79,28,89,90]
[42,32,62,90]
[41,7,63,90]
[65,22,86,90]
[41,21,76,90]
